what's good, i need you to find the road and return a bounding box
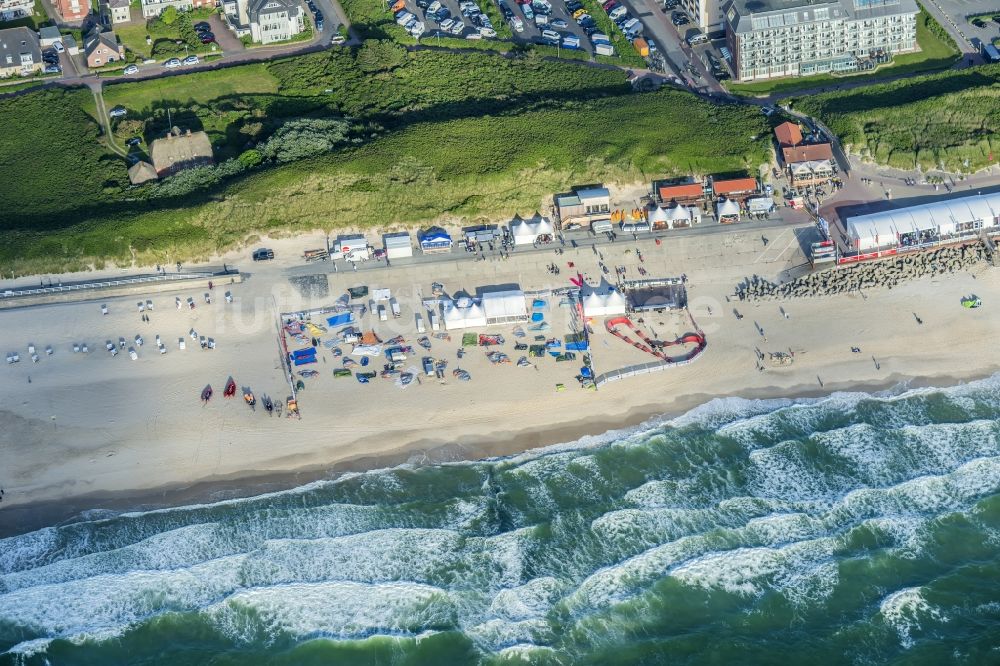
[283,211,815,279]
[88,81,128,158]
[616,0,720,93]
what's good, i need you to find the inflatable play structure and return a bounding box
[605,314,706,364]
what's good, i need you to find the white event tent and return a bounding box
[510,216,555,246]
[442,300,487,330]
[482,290,528,325]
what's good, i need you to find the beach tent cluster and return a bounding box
[510,216,555,246]
[580,280,627,318]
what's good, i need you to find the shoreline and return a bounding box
[0,368,983,539]
[3,219,997,540]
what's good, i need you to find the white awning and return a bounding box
[510,217,555,245]
[442,301,487,329]
[482,290,528,324]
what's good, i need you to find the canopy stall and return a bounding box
[580,280,628,317]
[716,199,741,224]
[442,301,487,330]
[510,217,555,246]
[419,227,453,254]
[482,290,528,325]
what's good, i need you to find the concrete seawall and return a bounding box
[0,273,243,310]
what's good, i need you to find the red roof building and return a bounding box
[658,183,704,203]
[774,121,803,148]
[712,177,758,198]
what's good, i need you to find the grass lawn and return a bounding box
[0,83,768,274]
[794,64,1000,173]
[0,0,48,30]
[117,8,220,59]
[726,7,960,97]
[101,63,279,113]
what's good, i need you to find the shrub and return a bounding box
[259,118,353,163]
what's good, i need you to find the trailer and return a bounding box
[390,298,401,318]
[378,304,388,321]
[430,310,441,331]
[303,248,329,261]
[416,314,426,333]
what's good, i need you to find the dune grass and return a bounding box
[0,86,769,275]
[794,64,1000,172]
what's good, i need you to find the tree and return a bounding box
[160,5,177,24]
[354,40,407,74]
[238,149,263,169]
[259,118,352,163]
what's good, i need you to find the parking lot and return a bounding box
[926,0,999,55]
[394,0,613,54]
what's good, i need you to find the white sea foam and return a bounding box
[465,618,553,652]
[207,580,454,645]
[487,577,562,621]
[879,586,946,649]
[668,538,836,598]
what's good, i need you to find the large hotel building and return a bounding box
[723,0,918,82]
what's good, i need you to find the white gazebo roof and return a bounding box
[666,204,691,221]
[649,206,670,224]
[717,200,740,216]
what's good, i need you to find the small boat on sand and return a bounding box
[201,385,213,403]
[224,377,236,397]
[243,388,256,411]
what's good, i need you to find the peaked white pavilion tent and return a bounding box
[442,301,487,330]
[510,216,555,246]
[580,280,628,317]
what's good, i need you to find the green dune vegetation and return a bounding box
[0,44,769,275]
[794,64,1000,173]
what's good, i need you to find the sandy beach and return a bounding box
[1,221,997,536]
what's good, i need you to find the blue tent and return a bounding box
[326,312,353,327]
[419,227,453,251]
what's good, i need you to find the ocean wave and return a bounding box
[5,380,1000,660]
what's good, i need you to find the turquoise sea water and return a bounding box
[3,380,1000,665]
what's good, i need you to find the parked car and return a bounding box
[194,21,211,32]
[123,64,138,75]
[108,105,127,118]
[566,0,582,10]
[199,33,215,43]
[330,33,346,44]
[540,28,560,43]
[602,0,616,9]
[163,58,182,68]
[316,17,325,30]
[43,64,60,74]
[449,19,464,33]
[126,136,142,147]
[52,40,65,53]
[252,248,275,261]
[608,5,626,19]
[550,17,567,27]
[183,54,200,65]
[511,15,524,31]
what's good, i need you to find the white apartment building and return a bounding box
[0,0,33,21]
[681,0,724,34]
[223,0,304,44]
[140,0,212,19]
[723,0,918,81]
